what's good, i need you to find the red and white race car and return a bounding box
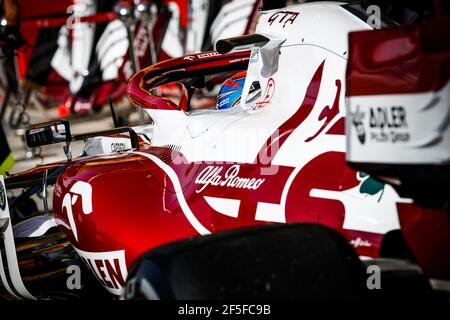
[1,1,448,299]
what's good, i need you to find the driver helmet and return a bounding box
[215,71,247,110]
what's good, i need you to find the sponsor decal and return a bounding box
[368,106,410,144]
[358,172,385,201]
[351,105,366,144]
[62,181,93,242]
[254,78,275,109]
[111,142,127,152]
[183,52,220,61]
[195,165,265,193]
[218,97,230,108]
[350,237,372,248]
[268,11,299,28]
[250,48,259,63]
[74,247,127,296]
[197,52,220,59]
[370,106,408,129]
[229,57,248,64]
[0,180,5,211]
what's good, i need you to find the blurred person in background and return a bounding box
[0,0,23,174]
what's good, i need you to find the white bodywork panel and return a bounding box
[144,2,408,237]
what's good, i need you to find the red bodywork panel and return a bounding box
[347,17,450,96]
[52,147,381,275]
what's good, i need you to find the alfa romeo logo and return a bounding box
[0,182,6,211]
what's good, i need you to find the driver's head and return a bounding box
[215,71,247,110]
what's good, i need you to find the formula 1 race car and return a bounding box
[1,1,449,300]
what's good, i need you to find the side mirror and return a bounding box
[25,120,71,148]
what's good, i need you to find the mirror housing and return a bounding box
[25,119,140,160]
[25,120,71,148]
